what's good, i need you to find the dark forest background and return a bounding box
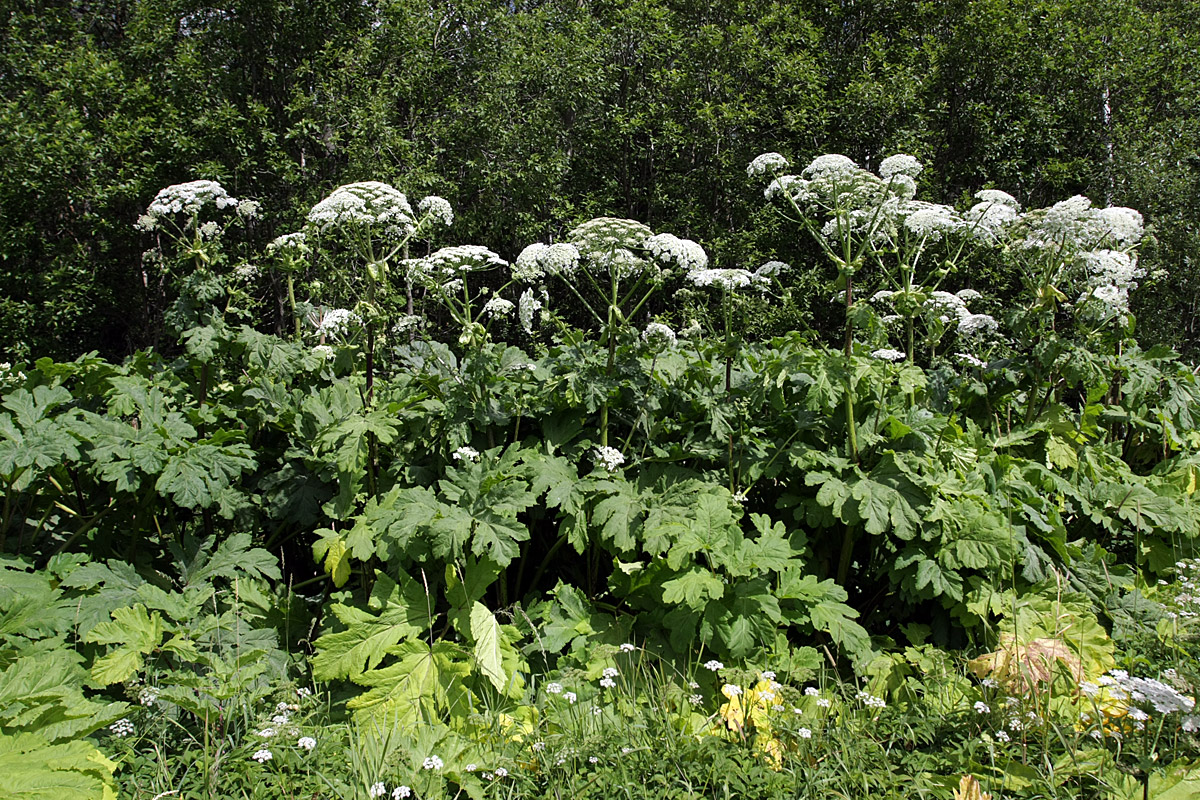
[3,0,1199,360]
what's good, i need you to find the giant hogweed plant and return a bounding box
[0,164,1198,779]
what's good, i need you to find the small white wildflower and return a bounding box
[870,348,906,362]
[689,693,703,706]
[423,755,444,770]
[452,446,480,462]
[704,660,724,672]
[465,764,477,772]
[974,701,991,714]
[817,698,831,708]
[619,642,636,653]
[760,691,776,702]
[804,687,820,697]
[995,730,1011,743]
[1080,682,1100,697]
[748,152,791,176]
[546,682,563,694]
[257,728,276,738]
[602,667,619,678]
[564,691,577,703]
[144,179,239,221]
[392,787,412,800]
[494,767,508,778]
[599,677,616,689]
[591,706,602,716]
[297,736,316,750]
[272,714,290,726]
[761,671,776,680]
[138,686,159,707]
[797,727,813,739]
[856,690,886,709]
[368,782,387,798]
[252,749,273,763]
[588,756,599,764]
[722,684,743,698]
[594,446,625,472]
[533,742,546,752]
[109,718,134,737]
[312,344,335,361]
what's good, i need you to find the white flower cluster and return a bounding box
[518,288,542,334]
[965,190,1021,242]
[252,749,273,763]
[879,154,923,179]
[704,659,724,671]
[642,322,676,348]
[856,690,887,708]
[138,180,241,230]
[307,181,416,235]
[297,736,316,751]
[418,195,454,226]
[267,231,309,255]
[901,202,963,242]
[422,754,444,771]
[1020,195,1144,251]
[482,296,515,318]
[747,152,790,177]
[870,348,906,362]
[687,268,753,290]
[512,242,581,282]
[644,232,708,271]
[314,308,361,339]
[110,718,135,737]
[594,446,625,472]
[452,446,480,462]
[1078,249,1146,315]
[569,217,654,277]
[1095,669,1197,715]
[423,245,507,280]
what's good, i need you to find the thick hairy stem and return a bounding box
[286,274,301,339]
[843,270,859,460]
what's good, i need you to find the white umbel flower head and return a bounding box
[644,233,708,271]
[313,308,361,339]
[452,446,480,462]
[642,322,677,348]
[802,154,859,179]
[267,231,309,255]
[687,268,753,290]
[879,154,923,179]
[418,195,454,226]
[747,152,791,177]
[307,181,416,234]
[957,313,999,335]
[423,245,507,278]
[975,189,1020,209]
[870,348,906,362]
[1097,206,1144,245]
[482,296,515,318]
[594,446,625,472]
[903,203,963,241]
[142,180,239,224]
